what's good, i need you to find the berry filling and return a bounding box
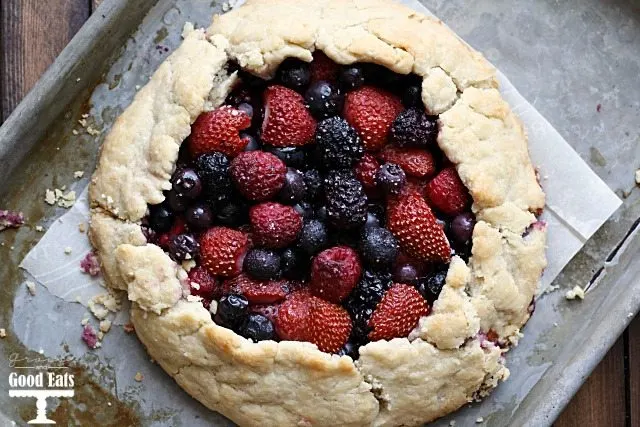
[144,54,482,358]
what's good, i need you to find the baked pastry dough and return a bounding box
[89,0,546,425]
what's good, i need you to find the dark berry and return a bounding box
[171,168,202,199]
[194,152,233,207]
[414,269,447,303]
[394,263,420,283]
[217,294,249,327]
[363,64,401,89]
[278,168,307,204]
[436,217,450,235]
[148,204,174,232]
[315,206,328,221]
[225,87,252,105]
[293,202,315,221]
[364,212,380,229]
[215,198,249,228]
[167,233,199,262]
[305,81,344,119]
[365,204,385,229]
[450,213,476,245]
[315,117,364,169]
[390,108,438,148]
[281,247,309,280]
[244,248,281,280]
[237,102,253,119]
[276,58,311,92]
[344,271,393,345]
[402,84,422,108]
[324,170,367,230]
[336,341,359,359]
[338,65,365,91]
[303,169,323,202]
[376,163,406,195]
[264,145,308,170]
[166,190,188,212]
[242,133,260,151]
[298,219,329,255]
[238,313,275,341]
[238,68,267,90]
[185,203,213,230]
[359,227,398,270]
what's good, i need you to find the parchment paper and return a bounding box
[14,0,623,425]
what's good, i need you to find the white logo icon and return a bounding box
[9,389,74,424]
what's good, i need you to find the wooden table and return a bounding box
[1,1,638,425]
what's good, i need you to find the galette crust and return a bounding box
[88,0,547,425]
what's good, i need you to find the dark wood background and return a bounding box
[0,1,638,425]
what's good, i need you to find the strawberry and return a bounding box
[310,246,362,303]
[343,86,403,152]
[222,274,288,305]
[229,151,287,201]
[261,85,317,146]
[310,51,339,82]
[274,291,312,341]
[368,284,429,341]
[249,202,303,248]
[199,227,250,277]
[354,154,380,190]
[424,167,471,216]
[379,146,436,179]
[188,106,251,158]
[187,266,220,308]
[387,193,451,264]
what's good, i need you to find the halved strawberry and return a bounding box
[188,106,251,158]
[343,86,403,152]
[310,51,339,82]
[379,146,436,179]
[199,227,250,277]
[261,85,316,146]
[387,193,451,264]
[424,167,471,216]
[222,273,288,305]
[274,291,312,341]
[368,284,429,341]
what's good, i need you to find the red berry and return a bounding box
[354,154,380,190]
[250,303,280,323]
[310,51,339,82]
[188,106,251,157]
[379,146,436,179]
[368,284,429,341]
[199,227,250,277]
[310,246,362,303]
[249,202,302,248]
[156,217,187,249]
[187,266,220,308]
[261,85,316,147]
[274,291,312,341]
[387,193,451,264]
[222,273,288,305]
[424,167,471,216]
[230,151,287,201]
[343,86,403,152]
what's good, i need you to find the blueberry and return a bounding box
[167,190,188,212]
[242,133,260,151]
[171,168,202,199]
[185,203,213,230]
[338,65,365,91]
[238,68,268,90]
[293,202,315,221]
[305,81,344,119]
[217,294,249,327]
[315,206,328,222]
[167,233,199,262]
[237,102,253,119]
[244,248,282,280]
[359,227,398,270]
[215,199,249,227]
[264,145,308,169]
[298,219,329,255]
[394,263,420,283]
[225,88,252,106]
[148,204,174,232]
[281,247,309,280]
[367,204,386,226]
[336,341,359,359]
[276,58,311,92]
[363,64,401,89]
[278,168,307,204]
[450,213,475,245]
[414,269,447,303]
[238,313,275,341]
[364,212,380,229]
[436,217,450,235]
[376,163,406,196]
[402,84,422,108]
[303,169,323,202]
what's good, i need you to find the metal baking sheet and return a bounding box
[0,0,639,425]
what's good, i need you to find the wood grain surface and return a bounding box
[0,1,637,426]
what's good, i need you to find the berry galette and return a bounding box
[88,0,546,425]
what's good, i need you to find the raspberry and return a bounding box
[222,274,289,305]
[424,167,471,216]
[354,154,380,190]
[249,202,303,248]
[310,246,362,303]
[230,151,287,201]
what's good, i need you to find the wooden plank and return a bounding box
[630,316,640,426]
[555,337,627,426]
[0,0,89,121]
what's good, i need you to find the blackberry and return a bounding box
[238,313,275,341]
[298,219,329,255]
[315,117,364,170]
[324,171,367,230]
[243,249,281,280]
[281,247,310,280]
[148,204,174,232]
[344,271,393,344]
[167,233,199,262]
[414,268,447,303]
[376,163,406,196]
[390,108,438,148]
[303,169,323,202]
[359,227,399,270]
[336,341,359,359]
[305,81,344,119]
[276,58,311,92]
[194,152,233,207]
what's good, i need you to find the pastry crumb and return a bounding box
[107,402,112,407]
[540,284,560,295]
[35,225,44,232]
[80,317,89,326]
[553,322,559,327]
[565,285,585,300]
[123,323,135,333]
[72,129,79,135]
[635,169,640,185]
[0,210,25,231]
[64,246,73,255]
[88,293,120,320]
[449,421,456,426]
[99,319,112,333]
[78,222,87,233]
[0,328,6,338]
[87,126,101,136]
[26,281,36,296]
[76,77,81,82]
[134,372,144,382]
[475,417,484,424]
[45,188,76,208]
[74,171,85,179]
